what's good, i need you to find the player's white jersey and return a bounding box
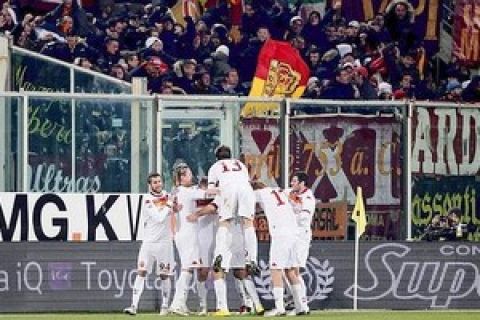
[141,191,172,243]
[254,187,297,237]
[289,188,316,233]
[207,159,251,190]
[174,185,207,236]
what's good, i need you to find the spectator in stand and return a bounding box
[303,77,322,99]
[217,68,247,96]
[241,2,266,40]
[11,13,37,50]
[393,73,416,100]
[284,15,303,40]
[109,63,127,81]
[173,58,196,94]
[321,66,357,99]
[239,25,271,84]
[158,15,178,57]
[301,11,325,51]
[268,0,292,40]
[306,48,322,77]
[191,69,220,95]
[40,33,96,63]
[4,0,477,102]
[191,30,214,64]
[175,16,196,59]
[123,52,140,74]
[105,17,127,49]
[42,0,95,38]
[129,56,169,93]
[0,3,17,33]
[383,0,417,54]
[74,57,94,70]
[378,82,393,100]
[209,44,231,85]
[96,37,121,73]
[139,36,175,66]
[354,66,377,100]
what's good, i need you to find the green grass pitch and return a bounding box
[1,311,480,320]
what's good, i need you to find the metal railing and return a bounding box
[1,91,478,241]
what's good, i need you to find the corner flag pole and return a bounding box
[352,186,366,311]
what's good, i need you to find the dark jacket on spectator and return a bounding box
[321,81,356,99]
[462,76,480,102]
[40,40,97,63]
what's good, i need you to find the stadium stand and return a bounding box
[1,0,479,102]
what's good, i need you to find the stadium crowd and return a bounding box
[1,0,479,102]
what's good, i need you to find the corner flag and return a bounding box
[352,186,367,237]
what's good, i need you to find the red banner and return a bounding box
[453,0,480,66]
[241,116,402,206]
[241,116,403,240]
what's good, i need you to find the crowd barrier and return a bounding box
[1,92,479,241]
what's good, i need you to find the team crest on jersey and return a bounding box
[253,257,334,301]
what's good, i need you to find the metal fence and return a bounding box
[1,92,479,241]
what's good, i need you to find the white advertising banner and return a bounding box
[0,193,146,242]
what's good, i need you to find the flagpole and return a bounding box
[354,228,359,310]
[352,186,366,311]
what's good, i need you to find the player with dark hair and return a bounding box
[202,145,258,315]
[251,180,306,316]
[124,173,174,316]
[287,171,316,315]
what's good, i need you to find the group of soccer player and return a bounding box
[123,145,316,317]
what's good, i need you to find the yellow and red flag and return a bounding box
[242,40,310,117]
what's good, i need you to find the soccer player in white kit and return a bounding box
[124,173,175,316]
[288,171,316,315]
[188,198,264,316]
[205,146,258,315]
[207,146,258,272]
[169,164,208,315]
[251,181,307,317]
[195,177,217,315]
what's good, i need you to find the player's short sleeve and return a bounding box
[207,163,218,186]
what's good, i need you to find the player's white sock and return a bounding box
[291,283,303,312]
[161,277,172,309]
[131,275,145,309]
[282,272,293,299]
[272,287,285,312]
[197,280,208,310]
[172,271,192,308]
[215,226,232,266]
[243,278,261,308]
[235,278,251,308]
[214,278,228,311]
[243,226,258,263]
[298,275,308,311]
